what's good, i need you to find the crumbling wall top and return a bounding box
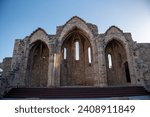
[105,25,123,36]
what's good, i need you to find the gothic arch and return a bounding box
[58,16,94,48]
[54,16,97,86]
[26,40,49,87]
[60,28,94,86]
[29,28,50,47]
[105,25,123,36]
[105,39,131,85]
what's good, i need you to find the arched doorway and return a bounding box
[26,40,49,87]
[60,28,93,86]
[105,39,131,85]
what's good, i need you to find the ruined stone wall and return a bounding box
[60,30,95,86]
[0,57,13,96]
[56,16,98,86]
[134,43,150,90]
[137,43,150,68]
[26,41,49,87]
[1,16,148,92]
[105,40,129,85]
[2,57,12,77]
[0,63,2,78]
[0,62,2,69]
[11,38,27,87]
[103,27,138,86]
[24,28,54,87]
[10,17,139,87]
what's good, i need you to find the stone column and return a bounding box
[98,39,108,86]
[47,43,55,87]
[52,50,61,87]
[124,34,137,85]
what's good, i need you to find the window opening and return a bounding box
[108,54,112,68]
[64,48,66,60]
[88,47,91,63]
[75,41,79,60]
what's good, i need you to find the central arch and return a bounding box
[26,40,49,87]
[60,28,94,86]
[105,39,131,85]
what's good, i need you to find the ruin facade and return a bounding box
[1,16,150,96]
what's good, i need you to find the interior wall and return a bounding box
[26,40,49,87]
[60,29,94,86]
[105,39,131,85]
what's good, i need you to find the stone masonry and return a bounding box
[1,16,150,96]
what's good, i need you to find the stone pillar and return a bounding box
[47,44,55,87]
[54,51,61,86]
[97,39,108,86]
[11,39,27,87]
[125,34,137,85]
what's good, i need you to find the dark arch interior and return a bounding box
[26,40,49,87]
[105,39,131,85]
[60,28,94,86]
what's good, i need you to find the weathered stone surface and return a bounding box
[1,16,150,96]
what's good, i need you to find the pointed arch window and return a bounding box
[0,68,3,72]
[108,54,112,68]
[0,68,3,77]
[88,47,92,64]
[54,53,57,68]
[75,41,79,60]
[63,48,67,60]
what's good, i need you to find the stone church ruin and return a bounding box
[1,16,150,98]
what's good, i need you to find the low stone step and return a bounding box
[4,86,150,99]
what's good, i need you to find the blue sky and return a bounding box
[0,0,150,62]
